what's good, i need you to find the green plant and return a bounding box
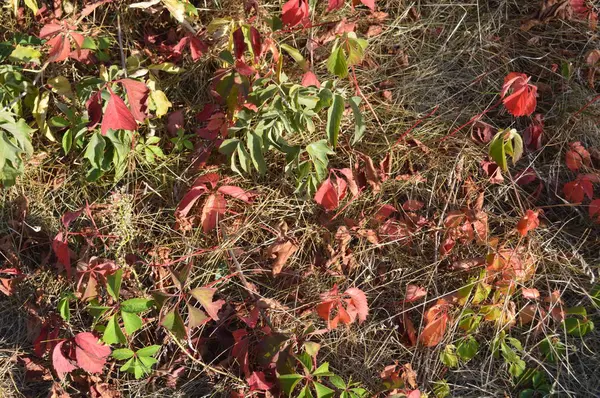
[518,369,551,398]
[489,128,523,171]
[88,270,155,345]
[112,345,161,379]
[492,331,526,379]
[278,344,369,398]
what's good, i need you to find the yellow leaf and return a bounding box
[24,0,38,14]
[33,91,55,142]
[150,90,171,117]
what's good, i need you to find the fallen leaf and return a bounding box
[402,284,427,303]
[522,288,540,300]
[267,240,298,275]
[516,209,540,237]
[501,72,537,117]
[52,341,77,379]
[74,332,111,374]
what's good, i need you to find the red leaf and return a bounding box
[337,168,359,197]
[175,186,208,219]
[565,142,591,172]
[402,284,427,303]
[249,27,262,62]
[201,193,227,232]
[521,288,540,300]
[73,332,111,374]
[188,35,207,60]
[480,160,504,184]
[590,199,600,223]
[247,371,273,392]
[101,93,137,135]
[61,209,82,228]
[471,120,493,144]
[327,0,344,11]
[345,287,368,323]
[46,34,71,63]
[282,0,309,27]
[86,92,103,130]
[356,0,376,10]
[167,110,185,135]
[563,177,593,203]
[516,209,539,237]
[52,232,71,279]
[501,72,537,117]
[215,186,249,202]
[402,200,424,211]
[52,341,76,379]
[301,71,321,88]
[40,23,63,38]
[118,79,149,122]
[232,28,246,60]
[314,178,339,211]
[524,114,544,150]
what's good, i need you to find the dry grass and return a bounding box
[1,0,600,397]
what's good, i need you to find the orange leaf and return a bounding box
[516,209,540,237]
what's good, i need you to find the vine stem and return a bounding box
[350,64,384,133]
[392,105,440,148]
[438,98,502,143]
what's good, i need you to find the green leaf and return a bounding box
[137,355,158,371]
[48,76,73,97]
[539,337,565,363]
[9,45,41,64]
[508,358,526,379]
[472,282,491,305]
[566,306,587,317]
[313,382,335,398]
[349,96,365,145]
[432,379,451,398]
[306,140,334,182]
[456,336,479,362]
[279,374,304,396]
[590,283,600,308]
[326,45,348,78]
[563,318,594,337]
[121,298,154,313]
[326,94,344,148]
[489,131,507,171]
[312,362,332,377]
[120,357,135,372]
[297,352,313,372]
[247,132,266,175]
[121,311,143,335]
[298,384,314,398]
[85,133,105,169]
[440,344,458,368]
[106,269,123,301]
[103,313,126,345]
[329,374,346,389]
[280,44,307,70]
[346,35,367,66]
[137,345,161,357]
[112,348,135,360]
[58,296,70,322]
[161,308,187,340]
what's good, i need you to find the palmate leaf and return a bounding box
[0,113,35,187]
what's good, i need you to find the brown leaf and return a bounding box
[267,240,298,275]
